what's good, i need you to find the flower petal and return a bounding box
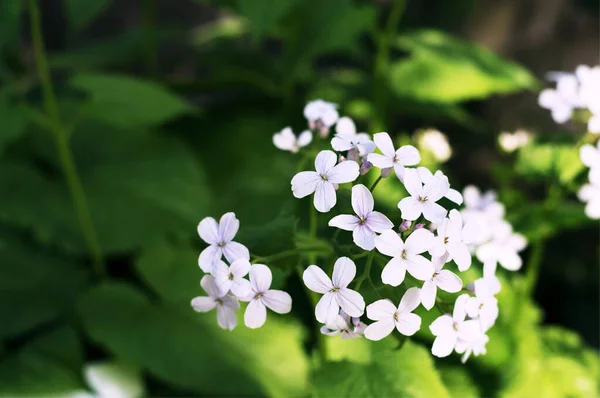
[405,228,434,254]
[364,320,395,341]
[291,171,321,198]
[381,257,407,286]
[314,181,337,213]
[373,132,396,158]
[453,294,470,322]
[365,211,393,232]
[422,201,447,224]
[230,258,251,278]
[315,292,339,324]
[223,241,250,264]
[398,197,422,221]
[328,161,360,184]
[262,290,292,314]
[447,242,471,271]
[398,287,421,313]
[217,305,238,330]
[315,150,338,174]
[420,279,437,311]
[197,217,219,245]
[303,265,333,293]
[365,299,397,321]
[374,229,404,257]
[403,168,422,197]
[445,188,463,205]
[250,264,272,292]
[328,214,359,231]
[336,288,365,317]
[436,270,463,293]
[406,254,434,281]
[200,274,220,298]
[396,312,421,336]
[351,184,374,217]
[273,127,296,151]
[367,153,394,168]
[353,225,375,250]
[431,333,457,357]
[332,257,356,288]
[498,250,522,271]
[297,130,313,147]
[244,299,267,329]
[429,314,454,335]
[191,296,216,312]
[331,136,354,152]
[198,245,222,273]
[219,212,240,242]
[396,145,421,166]
[230,278,252,297]
[423,173,450,202]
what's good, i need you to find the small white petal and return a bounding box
[436,270,463,293]
[402,168,423,197]
[191,296,216,312]
[373,132,396,158]
[315,292,339,324]
[332,257,357,288]
[217,305,238,330]
[197,217,219,245]
[331,136,354,152]
[198,245,222,273]
[351,184,374,218]
[431,334,457,357]
[336,288,365,317]
[314,181,337,213]
[250,264,272,292]
[453,294,470,322]
[406,255,434,281]
[398,287,422,313]
[398,197,423,221]
[423,174,450,202]
[364,320,395,341]
[395,313,421,336]
[498,250,522,271]
[336,116,357,135]
[244,299,267,329]
[353,225,375,250]
[327,161,360,184]
[429,314,453,336]
[297,130,313,147]
[446,188,463,204]
[315,150,338,175]
[230,258,251,278]
[375,229,404,257]
[381,257,407,286]
[291,171,321,198]
[218,212,240,243]
[395,145,421,166]
[422,201,447,223]
[329,214,360,231]
[405,228,434,254]
[230,278,252,297]
[273,127,296,151]
[303,265,334,293]
[366,299,397,321]
[262,290,292,314]
[367,153,394,168]
[447,242,472,271]
[223,241,250,264]
[420,279,437,311]
[200,274,221,298]
[365,211,393,232]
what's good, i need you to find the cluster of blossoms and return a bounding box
[192,213,292,330]
[538,65,600,133]
[191,99,528,364]
[579,141,600,219]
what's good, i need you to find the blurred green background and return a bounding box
[0,0,599,396]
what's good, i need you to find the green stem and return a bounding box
[371,0,407,132]
[523,240,545,297]
[369,175,383,192]
[296,265,328,361]
[29,0,106,278]
[354,251,374,291]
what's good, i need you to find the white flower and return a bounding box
[304,99,339,136]
[291,150,359,213]
[363,287,422,341]
[331,117,376,160]
[430,209,476,271]
[375,228,435,286]
[465,279,499,331]
[475,220,527,271]
[420,254,463,311]
[577,65,600,133]
[328,184,393,250]
[460,186,505,246]
[417,129,452,162]
[398,168,449,223]
[580,141,600,170]
[482,260,501,295]
[456,330,489,363]
[273,127,312,153]
[538,73,581,123]
[71,362,144,398]
[416,167,463,205]
[197,213,250,273]
[498,129,532,153]
[320,311,366,339]
[191,274,240,331]
[210,258,252,297]
[242,264,292,329]
[578,171,600,219]
[303,257,365,324]
[367,132,420,180]
[429,294,480,358]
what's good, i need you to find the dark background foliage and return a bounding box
[0,0,598,396]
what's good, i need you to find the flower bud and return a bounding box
[399,219,412,232]
[351,317,361,329]
[413,223,425,230]
[359,158,372,175]
[338,154,346,163]
[347,147,360,162]
[466,283,475,294]
[381,167,393,178]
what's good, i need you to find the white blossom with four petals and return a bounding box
[320,311,366,339]
[367,132,421,180]
[364,287,422,341]
[429,294,480,358]
[331,117,376,160]
[375,228,435,286]
[197,213,250,273]
[291,150,359,212]
[398,168,450,223]
[242,264,292,329]
[416,167,463,205]
[304,99,339,136]
[191,275,240,331]
[211,258,253,297]
[465,279,499,331]
[328,184,393,250]
[420,254,463,311]
[273,127,312,153]
[430,209,476,271]
[475,220,527,271]
[303,257,365,324]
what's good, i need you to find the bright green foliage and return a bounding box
[235,0,298,40]
[390,30,538,103]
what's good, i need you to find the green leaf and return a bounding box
[0,229,90,339]
[438,366,480,398]
[70,73,192,128]
[236,213,298,255]
[0,90,28,152]
[0,0,23,51]
[65,0,113,32]
[314,340,450,398]
[389,29,538,103]
[78,282,309,397]
[0,126,211,254]
[0,325,85,396]
[235,0,297,40]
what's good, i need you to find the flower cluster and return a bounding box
[579,141,600,219]
[193,213,292,330]
[538,65,600,133]
[287,102,527,362]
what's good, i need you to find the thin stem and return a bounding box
[523,240,545,297]
[354,251,374,291]
[29,0,106,278]
[295,265,328,361]
[371,0,407,132]
[369,175,383,192]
